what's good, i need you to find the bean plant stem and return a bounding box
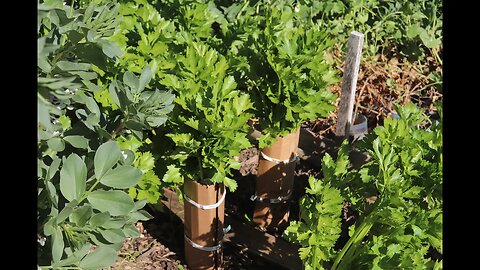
[70,0,76,16]
[78,175,101,203]
[111,119,125,138]
[417,81,442,94]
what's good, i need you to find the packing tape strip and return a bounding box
[250,190,292,203]
[184,188,227,210]
[349,114,368,140]
[184,234,222,252]
[260,151,299,165]
[223,224,231,234]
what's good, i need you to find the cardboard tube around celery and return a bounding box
[253,129,300,228]
[184,179,225,270]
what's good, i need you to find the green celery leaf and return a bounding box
[133,152,155,173]
[162,165,184,184]
[58,115,71,130]
[224,177,238,192]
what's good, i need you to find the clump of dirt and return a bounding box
[238,147,259,176]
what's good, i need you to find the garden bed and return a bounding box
[37,1,442,269]
[109,125,363,269]
[106,45,442,268]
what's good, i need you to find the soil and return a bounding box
[109,197,281,269]
[108,49,442,269]
[325,50,442,134]
[111,222,187,270]
[108,140,354,269]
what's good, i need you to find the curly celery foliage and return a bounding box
[285,103,442,269]
[152,0,228,45]
[330,103,442,270]
[160,40,253,192]
[216,0,339,148]
[284,176,344,270]
[115,135,164,204]
[109,0,227,75]
[146,0,339,147]
[284,139,351,270]
[37,0,173,268]
[107,0,251,193]
[109,0,182,75]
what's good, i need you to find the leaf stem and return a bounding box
[69,0,75,17]
[111,118,125,138]
[431,47,442,66]
[331,200,380,270]
[78,176,101,203]
[313,245,318,269]
[236,0,250,21]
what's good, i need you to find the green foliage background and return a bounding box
[37,0,174,267]
[38,0,442,269]
[285,103,442,269]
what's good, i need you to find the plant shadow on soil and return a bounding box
[139,125,375,269]
[235,126,375,265]
[123,123,443,269]
[221,128,352,270]
[144,193,287,269]
[142,121,444,269]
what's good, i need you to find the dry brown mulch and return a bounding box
[109,222,187,270]
[312,49,442,138]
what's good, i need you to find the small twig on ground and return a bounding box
[354,73,374,117]
[355,104,380,115]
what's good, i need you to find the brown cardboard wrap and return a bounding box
[253,129,300,228]
[184,179,225,270]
